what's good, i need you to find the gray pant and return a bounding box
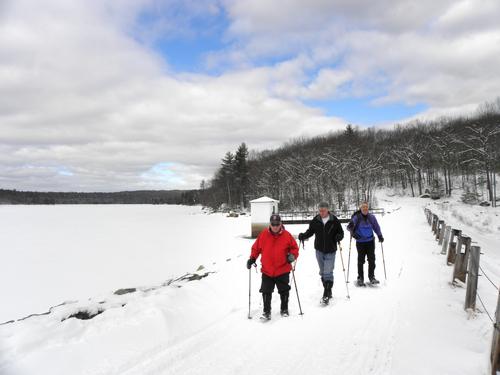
[315,250,336,283]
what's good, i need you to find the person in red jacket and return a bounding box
[247,214,299,320]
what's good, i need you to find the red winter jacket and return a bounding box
[250,225,299,277]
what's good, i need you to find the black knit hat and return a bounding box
[270,214,281,225]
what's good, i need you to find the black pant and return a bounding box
[260,272,291,294]
[260,273,290,312]
[357,240,376,280]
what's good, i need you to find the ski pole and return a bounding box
[380,242,387,281]
[347,235,352,283]
[248,263,257,319]
[248,266,252,319]
[291,258,304,315]
[338,242,351,299]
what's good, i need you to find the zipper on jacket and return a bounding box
[323,219,326,251]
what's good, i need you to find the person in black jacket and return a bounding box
[298,202,344,304]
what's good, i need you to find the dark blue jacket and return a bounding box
[347,213,382,243]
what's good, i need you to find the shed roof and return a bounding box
[249,196,279,203]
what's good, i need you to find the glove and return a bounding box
[352,233,360,240]
[287,253,295,264]
[298,233,305,242]
[335,233,343,242]
[378,236,384,243]
[246,258,256,269]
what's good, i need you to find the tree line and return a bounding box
[200,101,500,210]
[0,189,199,205]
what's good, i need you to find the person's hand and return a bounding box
[287,253,295,264]
[298,233,305,242]
[335,233,343,242]
[378,236,384,243]
[246,258,256,269]
[353,233,360,240]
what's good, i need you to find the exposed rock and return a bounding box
[63,308,104,321]
[114,288,137,296]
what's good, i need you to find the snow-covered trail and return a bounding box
[118,201,488,375]
[0,199,493,375]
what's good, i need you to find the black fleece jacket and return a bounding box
[301,213,344,253]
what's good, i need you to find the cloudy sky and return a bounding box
[1,0,499,191]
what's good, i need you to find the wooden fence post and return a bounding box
[424,208,432,225]
[432,214,439,235]
[437,220,445,242]
[441,226,451,254]
[446,229,462,265]
[464,245,480,310]
[491,289,500,375]
[452,236,471,284]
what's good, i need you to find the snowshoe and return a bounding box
[369,278,380,286]
[280,309,289,317]
[320,296,330,305]
[260,311,271,321]
[356,278,366,287]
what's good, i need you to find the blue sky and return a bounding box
[305,98,428,125]
[135,5,428,127]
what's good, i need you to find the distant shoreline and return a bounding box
[0,188,200,205]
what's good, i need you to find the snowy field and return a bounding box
[0,197,499,374]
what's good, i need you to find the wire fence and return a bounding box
[423,206,500,372]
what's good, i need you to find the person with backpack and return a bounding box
[247,214,299,320]
[347,202,384,287]
[298,202,344,304]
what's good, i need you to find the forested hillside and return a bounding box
[201,105,500,210]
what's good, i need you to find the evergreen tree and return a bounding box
[234,143,249,208]
[221,151,235,207]
[344,124,356,137]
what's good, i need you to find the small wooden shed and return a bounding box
[250,196,279,238]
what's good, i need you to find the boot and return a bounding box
[261,293,272,320]
[357,277,366,287]
[326,280,333,299]
[322,280,333,304]
[280,292,289,317]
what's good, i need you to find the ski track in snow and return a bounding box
[115,200,489,374]
[0,197,495,374]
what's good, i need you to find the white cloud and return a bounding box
[0,0,345,191]
[217,0,500,114]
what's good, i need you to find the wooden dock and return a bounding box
[279,208,385,224]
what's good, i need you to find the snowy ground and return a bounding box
[0,205,246,322]
[0,197,498,375]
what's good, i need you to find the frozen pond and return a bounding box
[0,205,250,322]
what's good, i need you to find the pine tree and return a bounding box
[234,143,249,208]
[221,152,235,207]
[344,124,355,137]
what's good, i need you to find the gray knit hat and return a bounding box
[318,202,329,209]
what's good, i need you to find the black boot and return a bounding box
[326,280,333,299]
[261,293,272,320]
[322,280,333,304]
[280,292,289,317]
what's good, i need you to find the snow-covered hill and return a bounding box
[0,197,498,375]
